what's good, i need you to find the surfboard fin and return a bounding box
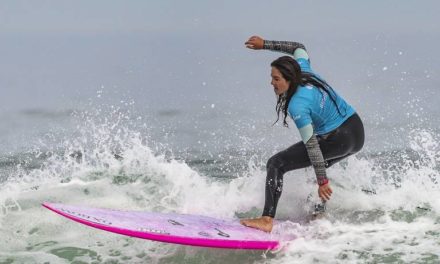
[312,202,326,219]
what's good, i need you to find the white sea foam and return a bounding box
[0,109,438,263]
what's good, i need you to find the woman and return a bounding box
[240,36,364,232]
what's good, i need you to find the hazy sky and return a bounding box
[0,1,439,112]
[1,1,439,34]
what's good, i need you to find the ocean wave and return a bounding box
[0,108,438,263]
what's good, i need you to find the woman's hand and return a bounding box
[318,183,333,202]
[245,36,264,50]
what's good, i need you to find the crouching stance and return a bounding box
[240,36,364,232]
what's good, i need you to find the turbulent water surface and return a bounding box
[0,19,439,264]
[1,96,439,263]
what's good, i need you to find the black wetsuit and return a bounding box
[263,113,364,217]
[261,40,365,218]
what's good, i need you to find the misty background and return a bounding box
[0,0,439,155]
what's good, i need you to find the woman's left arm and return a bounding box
[299,124,333,201]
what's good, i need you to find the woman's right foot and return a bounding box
[240,216,274,232]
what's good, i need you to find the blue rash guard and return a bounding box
[288,52,355,140]
[263,40,359,186]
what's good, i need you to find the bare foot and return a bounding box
[240,216,273,232]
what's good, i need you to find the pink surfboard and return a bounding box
[42,202,282,250]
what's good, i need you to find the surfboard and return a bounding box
[42,202,282,250]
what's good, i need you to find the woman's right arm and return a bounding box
[245,36,309,60]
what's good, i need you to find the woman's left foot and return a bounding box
[240,216,273,232]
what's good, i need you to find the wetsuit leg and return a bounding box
[262,113,364,217]
[263,141,310,217]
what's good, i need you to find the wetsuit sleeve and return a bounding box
[289,105,328,186]
[305,133,328,186]
[263,40,306,56]
[263,40,311,71]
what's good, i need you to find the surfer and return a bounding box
[240,36,365,232]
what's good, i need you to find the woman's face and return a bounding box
[271,67,290,96]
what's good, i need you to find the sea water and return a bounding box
[0,33,439,264]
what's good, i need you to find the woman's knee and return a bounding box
[266,154,284,170]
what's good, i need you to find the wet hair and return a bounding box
[271,56,343,127]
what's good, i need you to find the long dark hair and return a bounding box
[271,56,344,127]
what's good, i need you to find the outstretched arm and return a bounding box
[245,35,309,60]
